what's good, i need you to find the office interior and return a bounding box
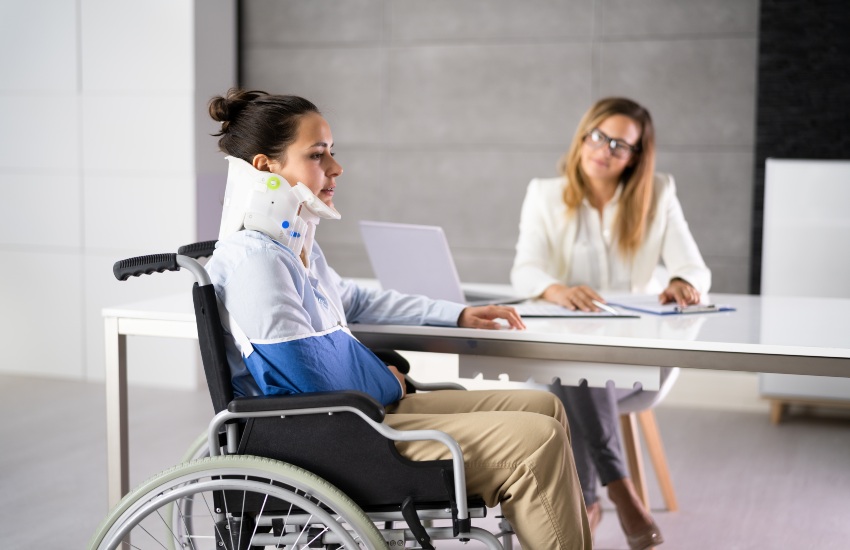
[1,1,848,548]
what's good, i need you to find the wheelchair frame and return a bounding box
[89,242,514,550]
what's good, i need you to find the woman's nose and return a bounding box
[328,157,343,177]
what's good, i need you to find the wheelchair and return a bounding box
[89,241,516,550]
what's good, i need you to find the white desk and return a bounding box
[353,294,850,379]
[102,292,850,507]
[103,294,197,508]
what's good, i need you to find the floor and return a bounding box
[1,373,849,549]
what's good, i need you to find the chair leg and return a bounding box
[770,400,787,425]
[637,409,679,512]
[619,412,650,511]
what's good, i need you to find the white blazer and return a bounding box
[511,174,711,298]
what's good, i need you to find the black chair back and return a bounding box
[192,282,234,414]
[176,240,234,415]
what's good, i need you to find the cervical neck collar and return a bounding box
[218,156,341,259]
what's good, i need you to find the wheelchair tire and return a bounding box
[89,454,387,550]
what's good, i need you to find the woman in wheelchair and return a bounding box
[203,88,593,549]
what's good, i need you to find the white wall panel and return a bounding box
[0,250,83,378]
[81,94,193,175]
[83,174,195,251]
[0,173,82,248]
[0,0,78,91]
[80,0,193,92]
[0,0,236,389]
[0,95,80,171]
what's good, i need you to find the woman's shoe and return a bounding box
[608,478,664,549]
[623,520,664,550]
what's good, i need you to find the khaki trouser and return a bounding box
[385,389,592,550]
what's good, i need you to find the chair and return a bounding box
[617,367,679,512]
[89,242,511,550]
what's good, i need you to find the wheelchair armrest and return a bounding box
[405,374,467,392]
[227,390,386,422]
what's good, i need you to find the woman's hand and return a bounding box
[387,364,407,398]
[659,278,700,307]
[458,305,526,330]
[542,283,605,311]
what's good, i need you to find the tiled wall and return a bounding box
[0,0,234,385]
[240,0,760,292]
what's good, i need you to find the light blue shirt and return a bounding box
[206,230,466,405]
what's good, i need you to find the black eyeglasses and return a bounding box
[583,128,640,159]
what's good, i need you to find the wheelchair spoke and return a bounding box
[236,478,248,550]
[137,523,168,550]
[246,492,268,548]
[302,524,330,548]
[154,508,180,548]
[290,512,313,547]
[199,490,229,545]
[275,500,296,547]
[175,497,199,550]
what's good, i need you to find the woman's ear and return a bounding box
[252,154,271,172]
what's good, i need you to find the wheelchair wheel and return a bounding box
[89,455,387,550]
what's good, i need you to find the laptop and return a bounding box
[358,220,523,306]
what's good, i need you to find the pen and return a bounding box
[674,304,717,313]
[591,300,620,315]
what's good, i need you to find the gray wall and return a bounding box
[239,0,759,292]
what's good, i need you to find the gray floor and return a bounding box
[1,373,849,549]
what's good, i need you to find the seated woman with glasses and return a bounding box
[511,97,711,550]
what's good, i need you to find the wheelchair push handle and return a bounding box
[112,246,212,286]
[177,240,217,259]
[113,253,180,281]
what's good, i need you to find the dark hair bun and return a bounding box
[208,88,270,132]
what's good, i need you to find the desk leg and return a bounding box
[104,317,129,510]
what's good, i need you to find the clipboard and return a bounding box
[513,300,639,318]
[606,294,736,315]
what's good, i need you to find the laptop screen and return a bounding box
[359,220,467,302]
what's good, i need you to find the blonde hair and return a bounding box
[558,97,656,256]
